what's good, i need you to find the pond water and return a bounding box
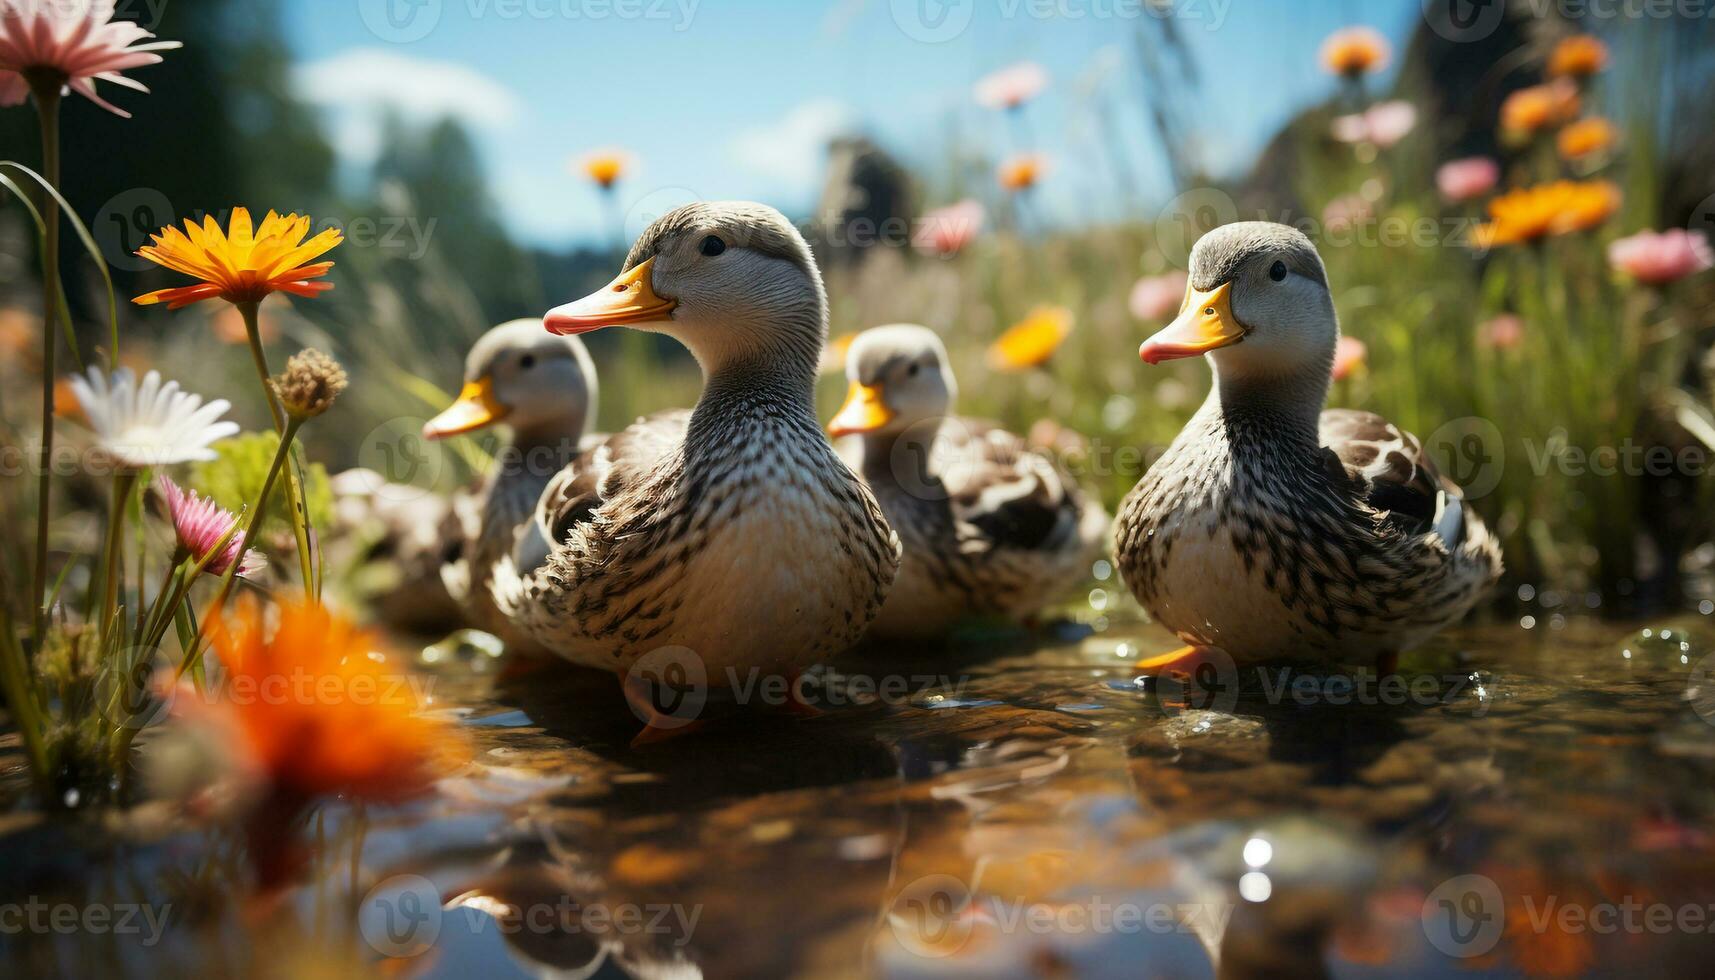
[4,601,1715,978]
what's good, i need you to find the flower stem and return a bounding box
[98,470,138,647]
[237,301,316,595]
[30,79,62,642]
[182,417,303,677]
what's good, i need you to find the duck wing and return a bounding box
[1318,408,1466,545]
[940,419,1088,554]
[533,409,691,553]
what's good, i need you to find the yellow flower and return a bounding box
[1557,117,1617,160]
[1548,35,1608,78]
[577,148,630,190]
[132,208,342,310]
[997,153,1047,192]
[1471,181,1621,249]
[1319,27,1389,78]
[988,305,1073,371]
[1500,80,1580,137]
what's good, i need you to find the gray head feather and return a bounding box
[1188,221,1328,291]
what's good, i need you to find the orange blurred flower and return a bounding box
[576,147,631,190]
[997,153,1047,192]
[988,305,1073,371]
[1557,117,1617,160]
[1472,180,1620,248]
[202,599,457,804]
[1500,80,1580,137]
[1332,336,1367,381]
[1548,35,1608,78]
[133,208,342,310]
[1319,27,1389,77]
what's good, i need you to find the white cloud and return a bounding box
[726,100,856,198]
[292,48,523,163]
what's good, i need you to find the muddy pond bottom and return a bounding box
[4,609,1715,978]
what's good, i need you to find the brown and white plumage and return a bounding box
[493,203,899,677]
[829,324,1107,637]
[422,319,598,653]
[1114,222,1500,664]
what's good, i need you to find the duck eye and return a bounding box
[1269,260,1288,282]
[907,363,921,378]
[520,354,536,370]
[699,235,726,257]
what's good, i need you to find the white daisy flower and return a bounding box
[68,367,240,469]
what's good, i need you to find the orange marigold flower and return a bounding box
[1500,80,1580,137]
[132,208,342,310]
[205,599,457,804]
[1471,180,1621,249]
[576,147,631,190]
[1557,117,1617,160]
[988,305,1073,371]
[1319,27,1389,78]
[1548,35,1608,78]
[997,153,1047,192]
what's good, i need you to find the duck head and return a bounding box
[828,324,957,441]
[1140,222,1337,387]
[545,202,827,380]
[423,319,598,443]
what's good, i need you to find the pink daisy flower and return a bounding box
[0,0,180,117]
[156,474,265,578]
[913,199,985,256]
[1436,157,1500,204]
[1479,314,1525,351]
[1128,270,1188,321]
[1607,229,1714,286]
[1332,336,1368,381]
[974,61,1047,110]
[1330,100,1417,149]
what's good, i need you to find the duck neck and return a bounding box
[857,421,941,487]
[1206,359,1328,451]
[495,412,585,494]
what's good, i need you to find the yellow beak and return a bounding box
[1139,281,1246,364]
[827,382,895,437]
[422,377,508,440]
[543,256,677,335]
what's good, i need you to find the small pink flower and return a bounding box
[1436,157,1500,204]
[912,199,984,256]
[1330,100,1416,149]
[0,0,180,117]
[1321,193,1373,234]
[1332,336,1367,381]
[157,475,265,578]
[1479,314,1525,351]
[1128,270,1187,321]
[1607,229,1714,286]
[974,61,1046,110]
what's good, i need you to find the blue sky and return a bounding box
[283,0,1418,248]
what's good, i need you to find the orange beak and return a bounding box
[1139,281,1246,364]
[423,377,508,440]
[827,382,895,437]
[544,256,677,335]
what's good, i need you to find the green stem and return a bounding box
[237,301,316,596]
[29,79,62,642]
[98,471,138,647]
[181,417,302,678]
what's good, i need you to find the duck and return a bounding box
[492,202,900,732]
[827,324,1108,637]
[1113,221,1501,671]
[422,319,599,652]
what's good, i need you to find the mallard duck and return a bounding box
[1114,222,1501,669]
[423,319,599,651]
[492,202,900,727]
[828,324,1108,637]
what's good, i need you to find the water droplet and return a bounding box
[1517,584,1537,603]
[1243,837,1273,868]
[63,788,81,808]
[1520,615,1537,630]
[1700,600,1714,616]
[1088,589,1109,611]
[1239,871,1272,902]
[1092,559,1112,581]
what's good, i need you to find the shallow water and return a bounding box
[4,604,1715,978]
